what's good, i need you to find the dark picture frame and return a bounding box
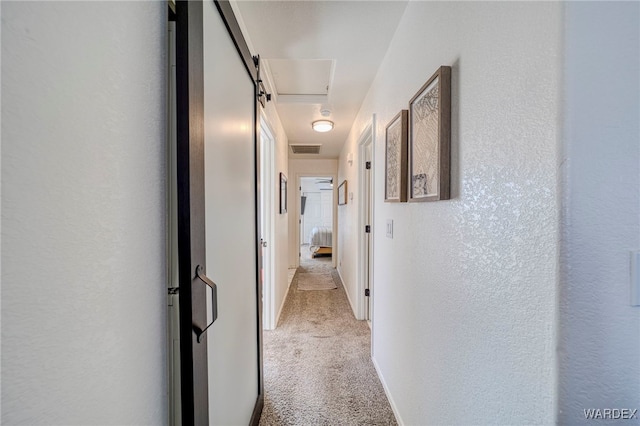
[279,173,287,214]
[408,65,451,202]
[338,180,348,205]
[384,110,408,202]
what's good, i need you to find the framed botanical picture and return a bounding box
[408,65,451,202]
[384,110,408,202]
[338,180,347,205]
[279,173,287,214]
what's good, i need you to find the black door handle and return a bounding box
[194,265,218,343]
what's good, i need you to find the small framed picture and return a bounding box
[384,110,408,202]
[338,180,347,205]
[279,173,287,214]
[408,65,451,202]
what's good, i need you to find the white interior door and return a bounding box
[166,20,181,425]
[357,122,374,323]
[365,143,373,321]
[303,193,322,244]
[320,192,333,227]
[260,118,275,330]
[203,2,259,424]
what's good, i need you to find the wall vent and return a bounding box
[290,144,321,155]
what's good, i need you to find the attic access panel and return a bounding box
[268,59,334,97]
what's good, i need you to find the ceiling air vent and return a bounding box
[290,144,321,155]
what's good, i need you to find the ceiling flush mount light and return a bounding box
[312,120,334,133]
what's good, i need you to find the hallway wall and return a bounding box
[264,102,291,327]
[338,2,562,424]
[231,0,290,330]
[1,2,167,424]
[559,2,640,422]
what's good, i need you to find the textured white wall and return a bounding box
[287,159,337,268]
[337,124,366,317]
[559,2,640,423]
[1,2,167,424]
[231,0,290,329]
[263,116,291,315]
[339,2,561,424]
[262,99,290,328]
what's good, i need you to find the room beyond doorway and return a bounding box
[299,176,334,263]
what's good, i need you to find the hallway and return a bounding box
[2,2,638,424]
[259,250,396,425]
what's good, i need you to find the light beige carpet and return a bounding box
[297,272,338,291]
[259,250,397,425]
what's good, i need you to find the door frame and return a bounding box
[260,114,276,330]
[175,2,208,423]
[294,172,338,269]
[357,117,375,324]
[175,1,263,424]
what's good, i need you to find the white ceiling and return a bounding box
[234,1,409,159]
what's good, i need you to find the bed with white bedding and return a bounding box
[309,226,332,257]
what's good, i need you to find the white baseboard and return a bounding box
[274,268,296,328]
[372,356,404,426]
[336,268,358,319]
[287,268,296,286]
[274,289,288,329]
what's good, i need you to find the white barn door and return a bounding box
[203,2,261,424]
[175,1,263,424]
